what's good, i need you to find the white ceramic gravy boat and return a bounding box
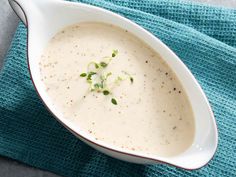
[9,0,218,170]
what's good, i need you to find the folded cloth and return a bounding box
[0,0,235,176]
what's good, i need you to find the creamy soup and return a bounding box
[39,22,195,157]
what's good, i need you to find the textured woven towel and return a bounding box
[0,0,236,176]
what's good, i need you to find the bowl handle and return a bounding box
[8,0,28,26]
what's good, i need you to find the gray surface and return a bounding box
[0,0,19,68]
[0,157,60,177]
[0,0,235,177]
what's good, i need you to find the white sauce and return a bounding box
[39,22,195,157]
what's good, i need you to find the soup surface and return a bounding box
[39,22,195,157]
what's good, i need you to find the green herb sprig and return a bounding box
[80,50,133,105]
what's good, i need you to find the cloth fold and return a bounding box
[0,0,235,176]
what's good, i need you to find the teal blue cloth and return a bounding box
[0,0,236,176]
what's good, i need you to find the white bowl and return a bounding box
[9,0,218,170]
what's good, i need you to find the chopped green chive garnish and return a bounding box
[103,90,110,95]
[89,71,97,75]
[122,71,134,84]
[80,50,133,105]
[106,72,112,77]
[88,62,99,70]
[130,77,134,83]
[94,83,100,89]
[117,76,123,81]
[87,72,96,81]
[100,62,108,68]
[95,63,99,69]
[111,98,117,105]
[112,50,118,57]
[80,73,87,77]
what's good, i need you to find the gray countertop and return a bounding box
[0,0,235,177]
